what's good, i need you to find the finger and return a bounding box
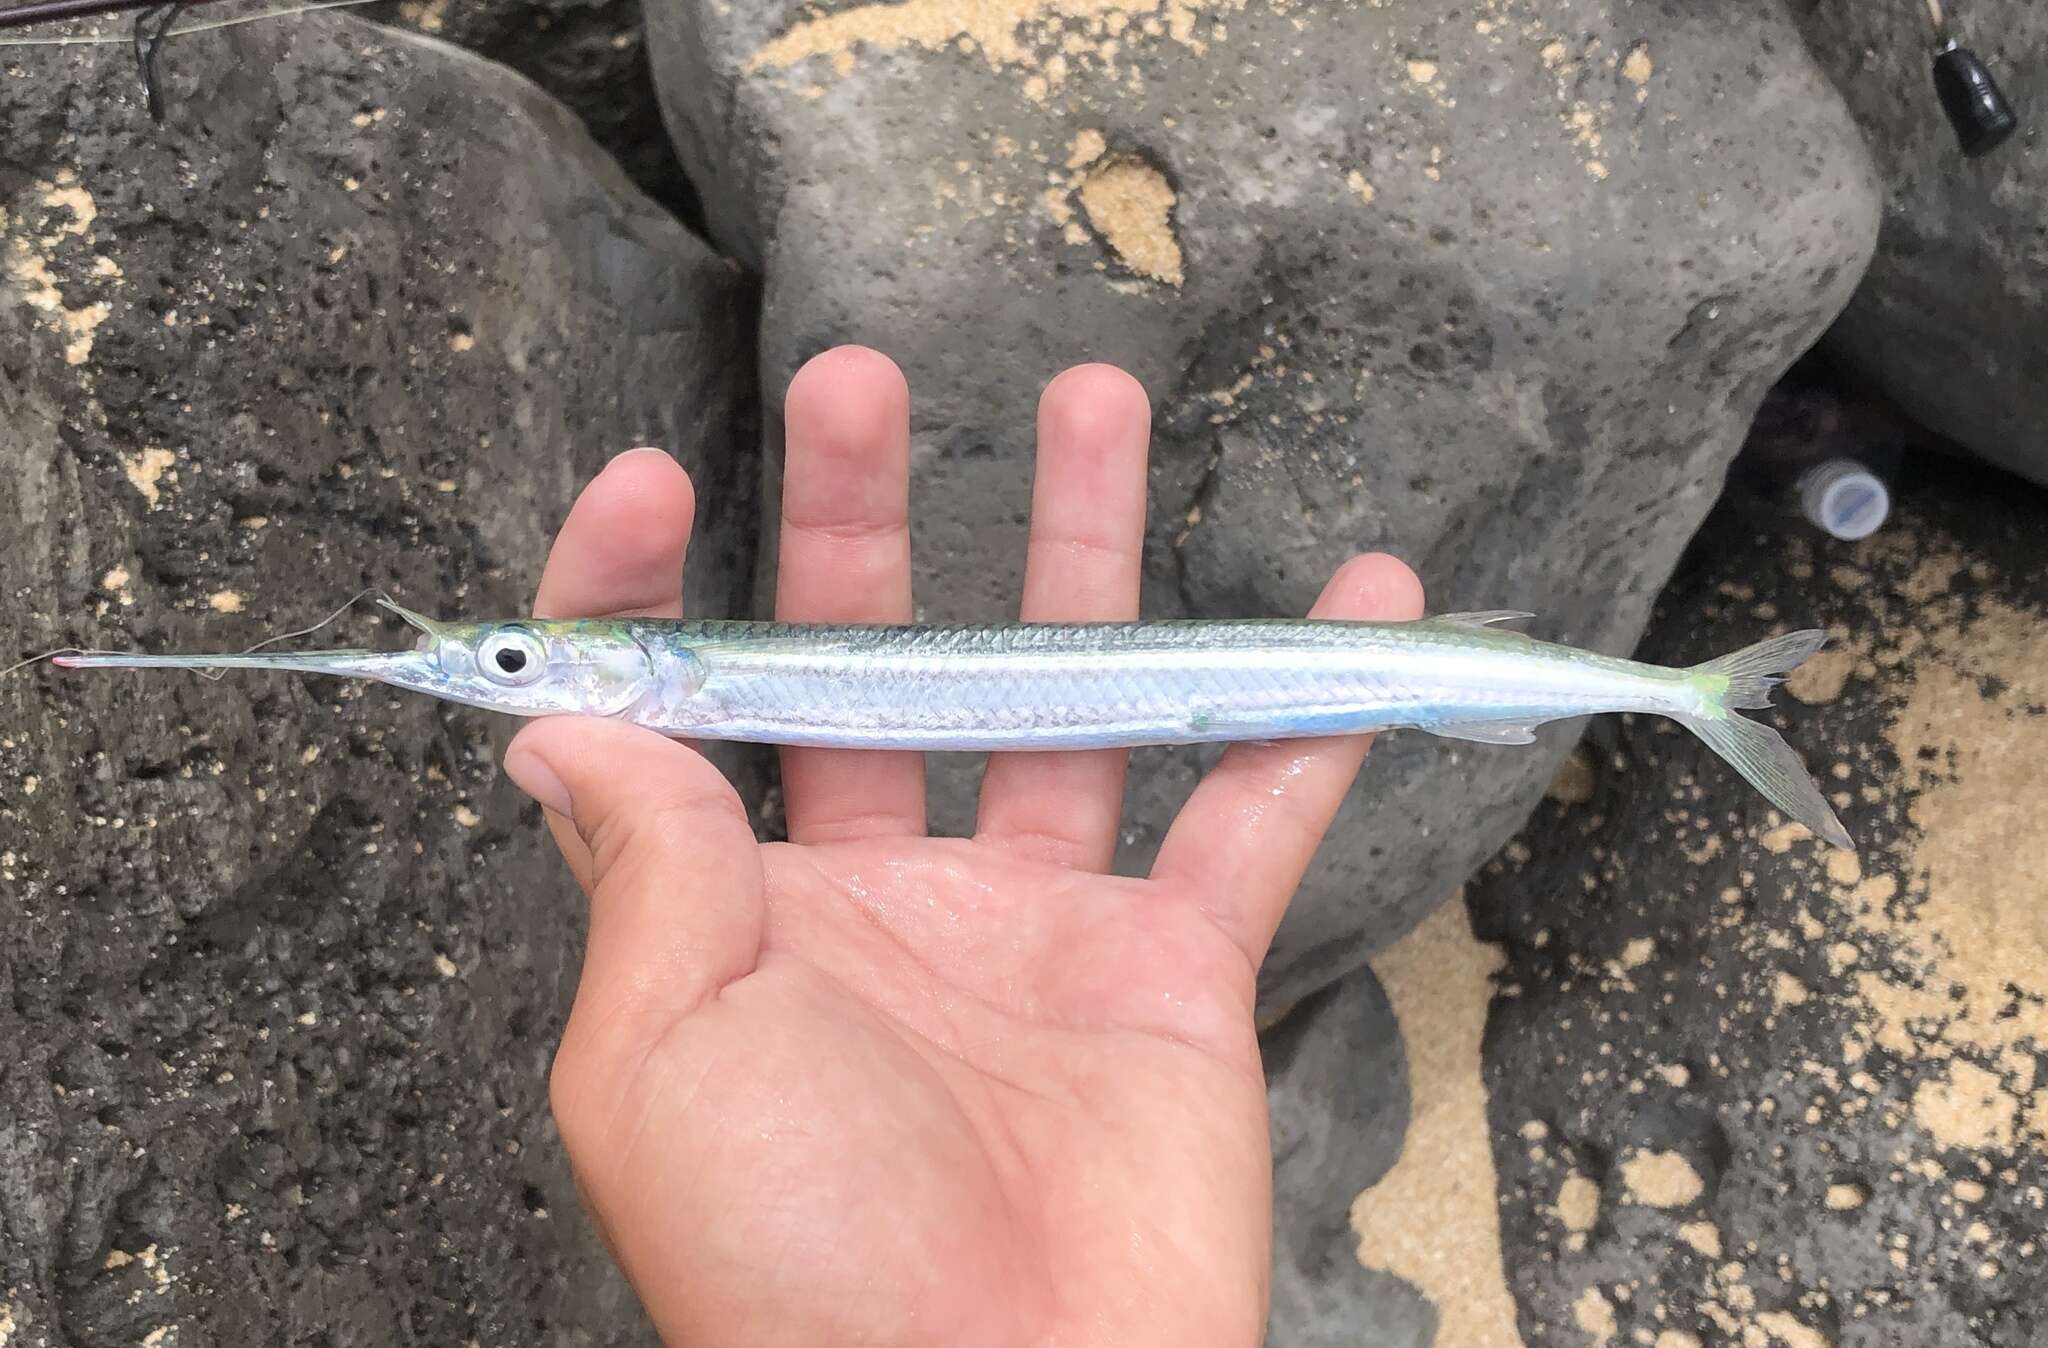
[504,718,763,1044]
[532,448,695,888]
[774,346,925,842]
[975,365,1151,869]
[1150,554,1426,962]
[534,447,694,622]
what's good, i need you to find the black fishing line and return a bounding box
[0,0,374,123]
[131,0,188,123]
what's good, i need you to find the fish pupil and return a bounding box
[495,648,527,674]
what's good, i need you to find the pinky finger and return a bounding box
[1149,554,1425,963]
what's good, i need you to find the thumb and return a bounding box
[504,717,765,1026]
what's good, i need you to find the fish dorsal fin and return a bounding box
[1423,718,1542,746]
[1428,609,1535,629]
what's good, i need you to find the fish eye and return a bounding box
[477,630,547,686]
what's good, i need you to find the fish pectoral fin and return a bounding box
[1423,718,1542,745]
[1427,609,1536,629]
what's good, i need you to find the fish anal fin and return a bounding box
[1429,609,1536,630]
[1424,718,1542,746]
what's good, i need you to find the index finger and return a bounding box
[530,448,698,890]
[533,447,695,622]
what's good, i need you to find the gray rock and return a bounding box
[1467,459,2048,1345]
[0,16,750,1345]
[1263,971,1434,1348]
[1791,1,2046,486]
[644,0,1883,1008]
[369,0,703,224]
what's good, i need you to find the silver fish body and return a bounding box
[640,617,1697,751]
[51,603,1853,847]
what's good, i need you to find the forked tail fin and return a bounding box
[1680,630,1852,850]
[1692,629,1828,709]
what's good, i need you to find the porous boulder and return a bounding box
[1792,2,2046,486]
[0,16,750,1345]
[371,0,701,220]
[645,0,1884,1007]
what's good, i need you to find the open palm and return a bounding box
[503,349,1424,1347]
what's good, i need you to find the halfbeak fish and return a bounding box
[50,607,1853,849]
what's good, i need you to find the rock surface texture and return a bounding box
[1792,1,2045,487]
[644,0,1885,1008]
[1363,458,2048,1346]
[372,0,703,222]
[0,16,751,1345]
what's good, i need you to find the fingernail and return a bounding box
[504,747,573,817]
[605,446,670,471]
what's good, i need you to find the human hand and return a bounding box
[502,348,1424,1348]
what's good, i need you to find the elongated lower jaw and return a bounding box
[48,649,438,685]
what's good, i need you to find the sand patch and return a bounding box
[1619,1150,1703,1208]
[1351,897,1524,1345]
[1076,157,1183,285]
[747,0,1255,90]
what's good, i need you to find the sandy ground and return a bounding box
[1346,457,2048,1346]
